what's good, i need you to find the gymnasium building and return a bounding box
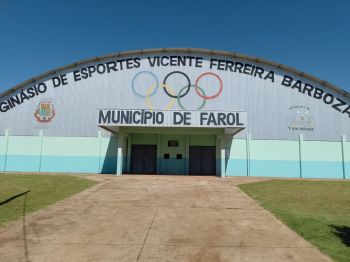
[0,48,349,179]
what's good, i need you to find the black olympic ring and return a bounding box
[162,71,191,99]
[130,70,223,110]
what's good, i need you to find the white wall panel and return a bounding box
[0,51,349,141]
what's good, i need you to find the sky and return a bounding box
[0,0,349,93]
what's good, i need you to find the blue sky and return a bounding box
[0,0,349,93]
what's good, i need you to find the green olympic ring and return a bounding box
[177,85,206,110]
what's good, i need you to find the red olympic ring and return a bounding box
[194,72,223,99]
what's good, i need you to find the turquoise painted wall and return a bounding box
[0,130,348,179]
[0,135,8,171]
[302,141,343,179]
[1,132,119,174]
[6,135,42,172]
[225,138,247,176]
[225,137,349,179]
[41,136,99,173]
[250,140,300,178]
[345,141,350,179]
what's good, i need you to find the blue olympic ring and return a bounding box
[131,71,159,98]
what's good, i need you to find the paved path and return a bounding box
[0,175,331,262]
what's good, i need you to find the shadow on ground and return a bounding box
[330,225,350,247]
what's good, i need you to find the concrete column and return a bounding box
[3,129,9,172]
[97,131,102,174]
[341,135,346,179]
[38,130,44,172]
[299,134,304,178]
[246,132,251,176]
[116,133,124,176]
[185,134,190,175]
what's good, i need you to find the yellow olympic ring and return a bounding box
[146,83,176,111]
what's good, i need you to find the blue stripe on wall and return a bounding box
[0,155,6,171]
[41,156,118,174]
[225,159,247,176]
[250,160,300,178]
[3,154,348,179]
[302,161,344,179]
[226,159,300,178]
[5,155,41,172]
[3,155,118,174]
[41,156,100,173]
[225,159,346,179]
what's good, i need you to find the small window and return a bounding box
[164,153,170,159]
[176,154,182,159]
[168,140,179,147]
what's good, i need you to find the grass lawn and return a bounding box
[239,180,350,262]
[0,174,97,227]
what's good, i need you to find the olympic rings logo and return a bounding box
[131,71,223,110]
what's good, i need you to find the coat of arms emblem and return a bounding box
[34,101,55,123]
[288,106,314,131]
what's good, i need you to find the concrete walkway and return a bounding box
[0,175,331,262]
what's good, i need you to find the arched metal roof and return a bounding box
[1,48,349,99]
